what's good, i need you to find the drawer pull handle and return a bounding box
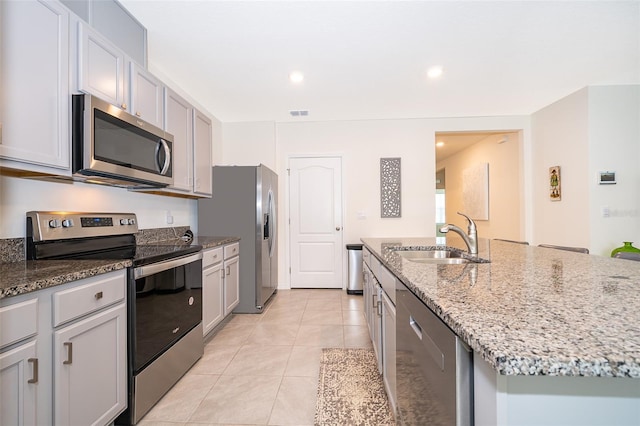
[28,358,38,384]
[95,291,103,300]
[409,316,423,340]
[63,342,73,365]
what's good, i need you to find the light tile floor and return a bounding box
[138,289,370,426]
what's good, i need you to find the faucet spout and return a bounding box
[439,212,478,255]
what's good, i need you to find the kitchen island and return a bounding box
[362,237,640,426]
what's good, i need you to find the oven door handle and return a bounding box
[134,252,202,279]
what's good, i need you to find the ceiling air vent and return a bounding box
[289,110,309,117]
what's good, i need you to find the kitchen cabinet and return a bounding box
[77,22,127,109]
[52,270,127,426]
[223,243,240,315]
[363,247,397,411]
[61,0,147,67]
[0,270,127,426]
[202,247,224,336]
[77,21,163,129]
[0,341,38,426]
[202,242,240,336]
[0,0,71,174]
[53,302,126,426]
[382,290,397,413]
[0,297,40,426]
[193,109,213,197]
[129,61,164,128]
[363,260,383,374]
[164,87,194,193]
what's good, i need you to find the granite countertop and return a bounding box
[361,236,640,378]
[0,235,240,300]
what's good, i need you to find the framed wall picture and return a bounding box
[549,166,561,201]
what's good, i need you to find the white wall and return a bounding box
[588,85,640,256]
[0,176,196,238]
[531,88,591,249]
[220,122,276,169]
[531,85,640,256]
[218,115,530,288]
[436,132,523,241]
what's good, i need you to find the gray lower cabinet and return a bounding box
[0,270,128,426]
[363,249,396,410]
[202,247,224,336]
[202,243,240,337]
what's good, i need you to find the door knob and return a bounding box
[336,227,341,231]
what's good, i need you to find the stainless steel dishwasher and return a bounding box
[396,282,473,425]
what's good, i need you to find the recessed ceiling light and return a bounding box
[427,66,444,79]
[289,71,304,84]
[436,141,445,147]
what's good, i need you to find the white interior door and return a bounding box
[289,157,343,288]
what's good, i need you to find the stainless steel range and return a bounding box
[26,211,204,425]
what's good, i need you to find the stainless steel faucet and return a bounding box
[439,212,478,255]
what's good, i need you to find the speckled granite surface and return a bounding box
[361,237,640,378]
[0,238,24,263]
[0,232,239,300]
[0,259,131,299]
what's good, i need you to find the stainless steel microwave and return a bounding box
[72,94,173,188]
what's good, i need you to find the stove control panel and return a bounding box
[27,211,139,242]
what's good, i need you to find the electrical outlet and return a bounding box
[166,210,174,224]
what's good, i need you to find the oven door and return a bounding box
[132,252,202,373]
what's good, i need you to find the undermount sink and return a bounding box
[394,249,471,264]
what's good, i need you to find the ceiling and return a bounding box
[119,1,640,124]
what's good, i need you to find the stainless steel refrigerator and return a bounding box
[198,165,278,313]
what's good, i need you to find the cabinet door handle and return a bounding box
[226,266,230,275]
[409,315,423,340]
[220,269,225,279]
[63,342,73,365]
[135,111,141,117]
[377,300,382,317]
[372,293,378,308]
[27,358,38,384]
[95,291,103,300]
[121,103,127,109]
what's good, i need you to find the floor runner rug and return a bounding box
[315,348,396,426]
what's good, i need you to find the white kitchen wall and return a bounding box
[436,132,524,241]
[0,176,197,238]
[219,115,531,288]
[531,85,640,256]
[532,88,591,249]
[220,121,276,170]
[588,85,640,256]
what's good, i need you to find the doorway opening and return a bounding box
[434,130,524,241]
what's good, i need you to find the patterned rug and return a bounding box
[315,348,396,426]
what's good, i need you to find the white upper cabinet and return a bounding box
[164,87,193,192]
[129,62,164,129]
[0,0,70,172]
[193,109,213,197]
[77,22,126,109]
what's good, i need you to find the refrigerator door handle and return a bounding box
[263,213,270,239]
[267,189,276,257]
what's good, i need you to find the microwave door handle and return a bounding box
[157,139,171,175]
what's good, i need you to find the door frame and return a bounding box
[285,153,345,290]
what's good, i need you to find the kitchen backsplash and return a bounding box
[0,238,25,263]
[0,226,192,263]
